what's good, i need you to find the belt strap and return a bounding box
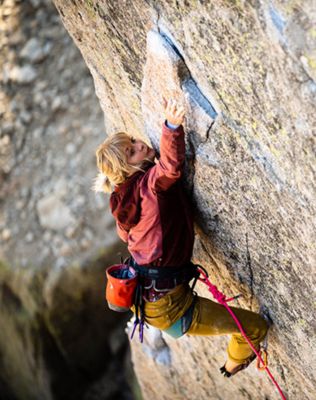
[130,260,198,281]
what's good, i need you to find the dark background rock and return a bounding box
[0,242,135,400]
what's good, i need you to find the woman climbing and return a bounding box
[94,98,268,377]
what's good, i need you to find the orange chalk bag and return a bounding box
[105,264,138,312]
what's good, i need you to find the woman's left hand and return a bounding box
[163,98,185,126]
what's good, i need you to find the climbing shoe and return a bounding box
[220,353,257,378]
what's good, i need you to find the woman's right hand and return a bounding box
[163,98,185,126]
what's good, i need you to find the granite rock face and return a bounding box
[54,0,315,399]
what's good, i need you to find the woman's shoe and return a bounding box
[220,353,257,378]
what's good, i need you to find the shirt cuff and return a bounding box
[165,120,180,130]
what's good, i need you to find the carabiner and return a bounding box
[256,349,268,371]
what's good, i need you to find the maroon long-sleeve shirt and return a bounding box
[110,123,194,267]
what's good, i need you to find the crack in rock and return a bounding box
[141,28,218,153]
[157,27,218,123]
[181,78,218,121]
[245,233,254,308]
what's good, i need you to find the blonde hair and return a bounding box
[93,132,149,193]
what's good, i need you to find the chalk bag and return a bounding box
[106,264,138,312]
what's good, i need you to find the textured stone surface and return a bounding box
[17,0,316,399]
[0,1,136,399]
[0,0,118,271]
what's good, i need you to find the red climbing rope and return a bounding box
[197,267,287,400]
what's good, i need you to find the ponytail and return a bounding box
[92,172,112,193]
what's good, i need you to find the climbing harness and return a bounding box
[130,260,199,342]
[196,265,286,400]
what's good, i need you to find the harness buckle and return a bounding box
[152,279,175,292]
[143,280,153,290]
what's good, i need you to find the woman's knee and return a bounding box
[248,314,269,343]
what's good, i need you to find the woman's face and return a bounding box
[125,137,155,165]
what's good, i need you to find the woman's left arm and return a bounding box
[147,99,187,192]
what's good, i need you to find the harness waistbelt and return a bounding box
[130,260,199,291]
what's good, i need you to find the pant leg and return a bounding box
[139,284,268,364]
[187,296,268,364]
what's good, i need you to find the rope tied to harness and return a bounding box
[198,267,240,304]
[196,265,287,400]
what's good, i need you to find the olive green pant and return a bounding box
[142,284,268,364]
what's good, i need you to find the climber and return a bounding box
[94,98,268,377]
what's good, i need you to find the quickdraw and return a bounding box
[257,348,269,371]
[256,333,269,370]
